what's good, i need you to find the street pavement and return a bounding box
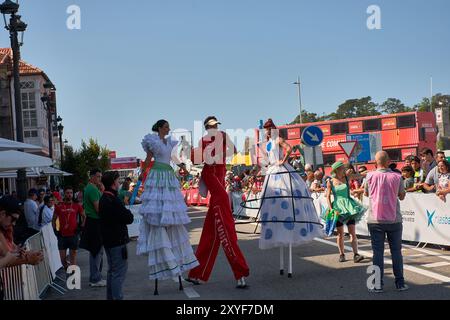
[45,207,450,300]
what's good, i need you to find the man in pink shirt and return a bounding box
[364,151,408,293]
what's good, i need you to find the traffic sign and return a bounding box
[338,141,358,158]
[301,126,324,147]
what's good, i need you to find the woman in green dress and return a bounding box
[326,162,366,263]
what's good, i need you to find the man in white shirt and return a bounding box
[24,189,39,234]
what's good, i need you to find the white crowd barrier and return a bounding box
[128,205,143,238]
[237,192,450,247]
[2,224,66,300]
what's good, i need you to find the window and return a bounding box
[397,115,416,129]
[323,154,335,166]
[331,122,348,134]
[24,130,38,138]
[21,92,36,110]
[20,81,35,89]
[419,128,426,141]
[363,119,381,131]
[385,149,402,161]
[23,110,37,127]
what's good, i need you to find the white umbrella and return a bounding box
[0,150,53,172]
[0,167,72,178]
[0,138,42,151]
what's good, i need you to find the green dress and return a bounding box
[331,181,366,223]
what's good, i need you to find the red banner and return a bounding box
[320,135,347,153]
[349,121,363,133]
[382,118,397,130]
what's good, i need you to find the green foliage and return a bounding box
[61,138,110,191]
[291,94,449,123]
[379,98,412,114]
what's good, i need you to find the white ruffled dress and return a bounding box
[137,133,199,280]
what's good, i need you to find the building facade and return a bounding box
[0,48,61,161]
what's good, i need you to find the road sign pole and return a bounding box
[312,146,317,170]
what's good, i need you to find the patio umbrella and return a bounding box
[0,138,42,151]
[0,150,53,172]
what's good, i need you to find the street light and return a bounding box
[57,120,64,163]
[293,76,302,124]
[1,0,28,201]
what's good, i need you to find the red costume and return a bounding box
[188,131,249,282]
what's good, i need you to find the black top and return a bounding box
[98,188,134,249]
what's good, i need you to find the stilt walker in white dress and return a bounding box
[241,119,324,277]
[137,120,199,295]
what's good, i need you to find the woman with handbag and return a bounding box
[326,161,366,263]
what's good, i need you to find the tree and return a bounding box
[61,139,111,191]
[291,110,322,124]
[380,98,412,114]
[330,96,380,120]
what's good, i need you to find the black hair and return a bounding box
[89,168,101,177]
[152,119,168,133]
[64,186,74,192]
[389,163,397,170]
[421,148,433,157]
[438,160,450,172]
[102,171,120,189]
[410,156,421,163]
[43,195,53,205]
[437,151,445,157]
[401,166,414,173]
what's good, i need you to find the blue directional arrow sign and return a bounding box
[301,126,324,147]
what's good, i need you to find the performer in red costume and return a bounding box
[187,116,250,289]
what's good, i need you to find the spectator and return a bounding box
[53,187,85,269]
[351,166,369,200]
[403,156,412,168]
[23,188,39,237]
[346,165,360,190]
[305,168,315,190]
[37,189,46,206]
[389,163,402,175]
[36,195,55,230]
[422,151,446,193]
[310,170,326,193]
[52,187,63,204]
[420,148,437,174]
[99,171,134,300]
[410,156,425,184]
[435,160,450,203]
[364,151,407,293]
[118,177,132,206]
[401,166,416,192]
[10,191,17,200]
[80,168,106,287]
[0,197,43,300]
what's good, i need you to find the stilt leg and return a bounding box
[288,244,293,278]
[154,279,159,295]
[178,276,184,291]
[280,247,284,275]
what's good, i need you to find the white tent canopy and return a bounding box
[0,167,72,178]
[0,150,53,172]
[0,138,42,151]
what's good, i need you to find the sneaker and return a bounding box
[236,277,248,289]
[396,283,409,292]
[339,254,346,263]
[89,280,107,287]
[353,254,364,263]
[368,287,384,293]
[184,278,201,285]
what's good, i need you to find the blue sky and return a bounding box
[2,0,449,158]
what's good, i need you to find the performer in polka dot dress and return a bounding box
[255,119,324,251]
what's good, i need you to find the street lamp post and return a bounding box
[293,76,302,124]
[57,120,64,163]
[0,0,28,201]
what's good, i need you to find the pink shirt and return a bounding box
[365,169,404,224]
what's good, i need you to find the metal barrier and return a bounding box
[2,229,66,300]
[0,265,23,300]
